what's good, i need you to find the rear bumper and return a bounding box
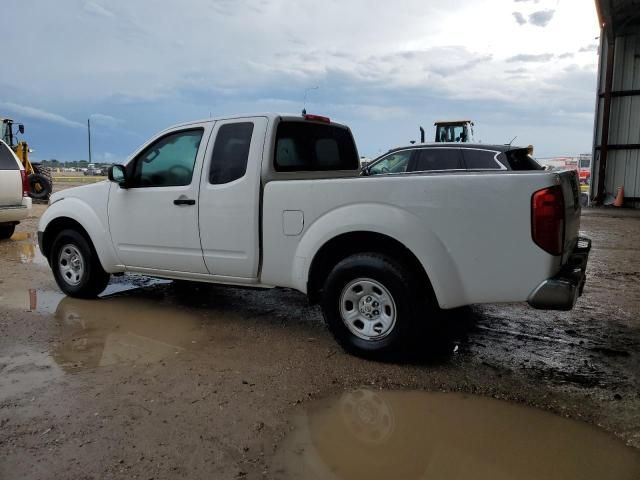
[527,237,591,311]
[0,197,32,224]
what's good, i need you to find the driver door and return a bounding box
[108,123,211,274]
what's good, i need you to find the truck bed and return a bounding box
[261,169,580,309]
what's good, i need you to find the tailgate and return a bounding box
[558,169,581,264]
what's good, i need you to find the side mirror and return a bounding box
[108,164,128,188]
[18,124,25,134]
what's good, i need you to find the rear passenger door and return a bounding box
[0,142,22,206]
[410,147,463,172]
[198,117,268,279]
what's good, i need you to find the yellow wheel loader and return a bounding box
[1,118,52,201]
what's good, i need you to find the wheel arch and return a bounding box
[307,231,437,306]
[39,198,122,273]
[292,203,468,309]
[41,217,92,260]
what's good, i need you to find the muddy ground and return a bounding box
[1,187,639,479]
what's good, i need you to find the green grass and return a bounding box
[53,175,107,183]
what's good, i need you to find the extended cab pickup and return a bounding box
[38,113,590,357]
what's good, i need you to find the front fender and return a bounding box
[291,203,467,309]
[39,197,122,273]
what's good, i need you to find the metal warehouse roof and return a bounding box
[596,0,640,33]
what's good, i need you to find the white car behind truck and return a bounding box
[0,140,32,239]
[38,113,590,357]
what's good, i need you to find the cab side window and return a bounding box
[368,150,412,175]
[462,149,504,169]
[413,148,463,171]
[209,123,254,184]
[0,142,19,170]
[131,129,203,187]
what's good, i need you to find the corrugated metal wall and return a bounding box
[592,29,640,206]
[607,33,640,199]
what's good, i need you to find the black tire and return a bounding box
[0,223,16,240]
[28,173,52,200]
[320,253,434,358]
[50,229,110,298]
[33,164,53,181]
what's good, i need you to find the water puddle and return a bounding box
[0,279,206,401]
[0,276,170,314]
[273,390,640,480]
[1,231,49,265]
[0,287,65,314]
[52,294,205,371]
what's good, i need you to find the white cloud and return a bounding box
[1,0,598,105]
[528,9,555,27]
[0,0,601,158]
[506,53,554,62]
[83,1,115,18]
[513,12,527,25]
[90,113,123,127]
[0,102,84,128]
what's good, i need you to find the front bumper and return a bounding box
[527,237,591,311]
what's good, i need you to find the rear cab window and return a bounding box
[274,121,359,172]
[0,142,19,170]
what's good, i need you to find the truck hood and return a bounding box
[49,180,110,206]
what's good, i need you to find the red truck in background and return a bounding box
[542,155,591,185]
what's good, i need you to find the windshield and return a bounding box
[436,125,469,142]
[367,150,412,175]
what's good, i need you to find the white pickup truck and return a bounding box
[0,140,32,239]
[38,113,590,357]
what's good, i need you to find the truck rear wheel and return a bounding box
[50,229,110,298]
[321,253,429,358]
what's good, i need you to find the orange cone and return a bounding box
[613,186,625,207]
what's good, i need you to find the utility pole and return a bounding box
[87,118,92,163]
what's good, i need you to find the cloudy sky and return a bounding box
[1,0,599,162]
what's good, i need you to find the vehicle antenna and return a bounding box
[508,135,517,146]
[302,86,319,115]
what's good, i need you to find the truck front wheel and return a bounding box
[0,223,16,240]
[321,253,428,358]
[50,229,110,298]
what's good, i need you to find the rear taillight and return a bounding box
[532,185,565,255]
[21,169,29,197]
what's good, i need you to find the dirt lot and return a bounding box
[1,186,639,479]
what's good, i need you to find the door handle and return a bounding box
[173,198,196,206]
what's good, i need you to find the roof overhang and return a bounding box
[596,0,640,36]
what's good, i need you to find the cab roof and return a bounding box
[163,113,350,132]
[377,142,527,159]
[434,120,474,125]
